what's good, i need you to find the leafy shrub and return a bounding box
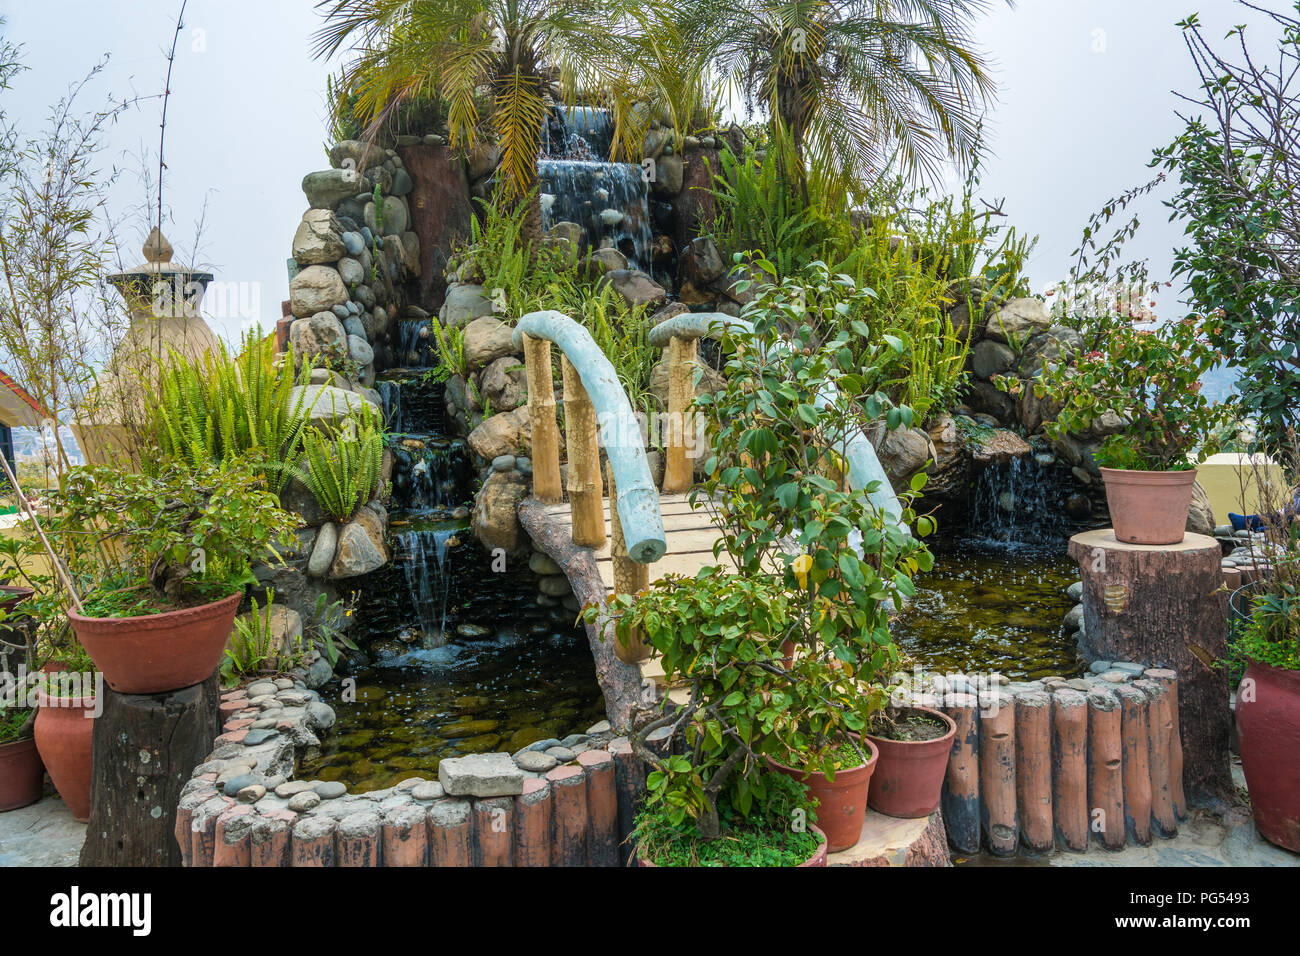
[151,331,311,494]
[221,588,305,686]
[294,402,384,523]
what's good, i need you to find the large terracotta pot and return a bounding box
[68,590,241,694]
[1100,467,1198,545]
[0,735,45,812]
[0,584,35,613]
[637,824,828,867]
[864,706,957,818]
[767,738,878,853]
[33,689,95,822]
[1236,659,1300,852]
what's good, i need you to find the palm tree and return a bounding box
[313,0,650,206]
[676,0,1004,196]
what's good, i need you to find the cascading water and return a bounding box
[537,106,654,273]
[967,454,1073,549]
[395,525,459,646]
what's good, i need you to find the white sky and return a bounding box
[0,0,1283,344]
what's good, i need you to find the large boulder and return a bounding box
[1017,325,1084,378]
[302,169,360,210]
[467,407,532,461]
[965,380,1016,423]
[293,208,346,265]
[925,414,969,498]
[462,316,517,371]
[471,470,529,555]
[583,248,629,276]
[869,425,936,488]
[984,297,1052,346]
[364,195,410,237]
[329,503,390,579]
[970,339,1016,381]
[290,312,349,365]
[970,428,1033,465]
[651,154,684,195]
[1187,481,1215,536]
[681,237,726,286]
[290,265,349,318]
[439,283,495,327]
[480,356,527,413]
[601,269,667,308]
[329,140,383,171]
[290,384,381,430]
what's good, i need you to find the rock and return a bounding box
[468,407,532,461]
[538,575,571,597]
[364,195,409,236]
[390,168,413,196]
[984,297,1052,345]
[341,231,365,256]
[586,720,611,735]
[924,414,968,497]
[293,208,347,265]
[347,334,374,367]
[870,425,935,487]
[411,781,444,801]
[338,256,365,286]
[316,781,347,799]
[302,169,360,210]
[438,283,496,329]
[528,552,561,576]
[584,248,629,275]
[438,752,525,797]
[1017,383,1064,433]
[471,470,529,555]
[971,339,1016,380]
[290,384,380,429]
[307,522,338,578]
[601,269,667,308]
[290,312,349,365]
[462,316,517,371]
[290,265,349,318]
[491,454,516,473]
[970,428,1033,465]
[651,153,684,194]
[1063,605,1084,629]
[681,236,725,286]
[1067,581,1083,602]
[1017,325,1084,378]
[329,140,383,170]
[514,751,558,773]
[966,380,1016,423]
[1187,481,1215,536]
[466,142,502,180]
[304,657,333,690]
[288,790,321,812]
[329,504,390,579]
[479,355,527,412]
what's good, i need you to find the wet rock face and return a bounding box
[471,470,529,556]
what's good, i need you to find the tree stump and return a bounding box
[79,671,220,867]
[1068,530,1231,801]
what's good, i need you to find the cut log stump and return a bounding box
[79,671,220,867]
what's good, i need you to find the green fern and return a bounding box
[294,401,384,523]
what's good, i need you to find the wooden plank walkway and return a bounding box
[542,493,738,592]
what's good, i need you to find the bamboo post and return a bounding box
[561,355,605,549]
[523,333,562,503]
[662,334,696,494]
[607,460,650,665]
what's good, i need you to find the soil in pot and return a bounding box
[1236,659,1300,852]
[33,689,95,822]
[69,590,241,694]
[768,737,878,853]
[636,823,827,867]
[1100,467,1198,546]
[865,706,956,819]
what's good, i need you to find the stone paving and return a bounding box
[0,789,86,867]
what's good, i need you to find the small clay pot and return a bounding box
[636,824,828,867]
[1100,467,1199,545]
[68,591,241,694]
[767,738,878,853]
[33,689,95,822]
[864,705,957,819]
[0,734,45,812]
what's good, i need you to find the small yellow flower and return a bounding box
[792,554,813,589]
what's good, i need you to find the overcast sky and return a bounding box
[0,0,1284,345]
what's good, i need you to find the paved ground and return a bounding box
[0,788,85,867]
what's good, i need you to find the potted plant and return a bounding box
[0,697,43,812]
[592,570,828,867]
[1226,447,1300,852]
[998,316,1232,544]
[33,644,97,822]
[45,457,300,694]
[687,262,936,851]
[863,704,956,818]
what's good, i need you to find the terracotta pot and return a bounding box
[0,734,45,812]
[0,584,35,613]
[33,689,94,822]
[1236,659,1300,852]
[767,739,878,853]
[636,824,828,867]
[68,591,241,694]
[1100,467,1198,545]
[864,706,957,819]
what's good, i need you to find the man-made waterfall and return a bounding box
[542,106,613,161]
[539,160,654,272]
[395,525,458,646]
[967,455,1073,548]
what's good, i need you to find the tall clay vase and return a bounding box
[1236,659,1300,852]
[33,689,95,822]
[0,735,45,812]
[1100,467,1198,545]
[768,738,878,853]
[68,591,241,694]
[864,706,957,818]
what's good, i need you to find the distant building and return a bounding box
[0,369,46,486]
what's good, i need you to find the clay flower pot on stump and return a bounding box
[1236,659,1300,852]
[1100,467,1198,545]
[637,824,829,867]
[68,591,241,694]
[33,688,95,822]
[864,706,957,819]
[768,738,879,853]
[0,735,44,812]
